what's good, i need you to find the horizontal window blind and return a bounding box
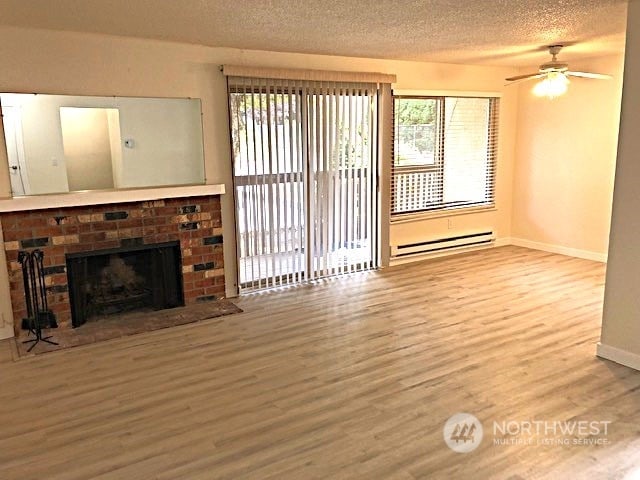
[392,96,499,216]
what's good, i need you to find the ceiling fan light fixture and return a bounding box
[533,71,569,98]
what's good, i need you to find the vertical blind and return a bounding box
[227,76,380,291]
[391,96,499,216]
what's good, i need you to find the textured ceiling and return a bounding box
[0,0,628,66]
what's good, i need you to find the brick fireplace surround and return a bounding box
[0,195,224,337]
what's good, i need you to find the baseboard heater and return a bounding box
[391,231,495,258]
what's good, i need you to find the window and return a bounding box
[392,95,498,216]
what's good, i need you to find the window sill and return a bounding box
[390,206,497,224]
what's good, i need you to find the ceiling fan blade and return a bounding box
[504,73,544,86]
[566,71,612,80]
[505,72,544,82]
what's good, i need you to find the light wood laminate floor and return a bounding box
[1,246,640,479]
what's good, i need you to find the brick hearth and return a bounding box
[0,195,224,336]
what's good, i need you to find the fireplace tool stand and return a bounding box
[18,250,58,352]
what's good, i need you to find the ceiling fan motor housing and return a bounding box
[540,44,568,72]
[539,61,569,73]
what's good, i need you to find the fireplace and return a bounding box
[1,194,225,337]
[66,241,184,327]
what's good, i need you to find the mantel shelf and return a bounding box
[0,184,226,213]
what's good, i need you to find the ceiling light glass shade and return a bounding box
[533,72,569,98]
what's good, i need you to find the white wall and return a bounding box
[0,112,11,338]
[0,26,521,339]
[0,221,12,339]
[511,54,625,261]
[599,1,640,367]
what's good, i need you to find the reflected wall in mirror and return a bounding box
[0,93,206,196]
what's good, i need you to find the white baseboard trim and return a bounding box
[494,237,512,247]
[0,309,13,338]
[0,325,14,340]
[0,328,15,340]
[596,342,640,371]
[510,237,607,263]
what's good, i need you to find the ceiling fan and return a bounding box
[505,45,612,97]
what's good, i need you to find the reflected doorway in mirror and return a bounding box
[59,106,121,192]
[2,105,30,196]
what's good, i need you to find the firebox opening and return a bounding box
[66,241,184,327]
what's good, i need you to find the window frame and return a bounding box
[391,92,499,220]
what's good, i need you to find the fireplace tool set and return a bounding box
[18,249,58,352]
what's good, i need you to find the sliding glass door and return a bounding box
[229,78,379,291]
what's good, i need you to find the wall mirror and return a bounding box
[0,93,206,196]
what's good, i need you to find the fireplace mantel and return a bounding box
[0,184,225,213]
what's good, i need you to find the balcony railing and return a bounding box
[392,169,441,214]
